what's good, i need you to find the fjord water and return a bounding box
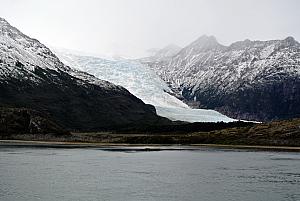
[0,147,299,201]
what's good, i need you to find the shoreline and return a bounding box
[1,140,300,152]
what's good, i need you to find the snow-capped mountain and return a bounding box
[143,35,300,121]
[0,17,169,131]
[0,17,120,89]
[52,48,235,122]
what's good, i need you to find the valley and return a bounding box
[0,17,299,148]
[52,47,235,123]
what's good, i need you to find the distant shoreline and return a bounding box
[1,140,300,152]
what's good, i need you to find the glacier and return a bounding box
[52,48,235,123]
[142,35,300,121]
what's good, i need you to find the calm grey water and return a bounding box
[0,146,300,201]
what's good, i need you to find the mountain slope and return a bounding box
[0,107,67,135]
[0,17,169,131]
[143,35,300,121]
[52,48,235,123]
[143,44,182,61]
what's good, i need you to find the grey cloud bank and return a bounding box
[1,0,299,58]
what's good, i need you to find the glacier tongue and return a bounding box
[52,48,235,123]
[155,106,235,122]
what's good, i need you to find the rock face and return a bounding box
[0,107,66,135]
[0,17,169,131]
[143,35,300,121]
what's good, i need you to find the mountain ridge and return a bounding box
[143,35,300,121]
[0,17,170,131]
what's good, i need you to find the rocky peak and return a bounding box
[191,35,219,47]
[281,36,299,47]
[0,16,70,76]
[183,35,223,53]
[0,17,21,36]
[229,39,254,50]
[0,17,8,24]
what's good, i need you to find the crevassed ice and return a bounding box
[52,48,235,123]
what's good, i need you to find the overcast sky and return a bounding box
[1,0,299,58]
